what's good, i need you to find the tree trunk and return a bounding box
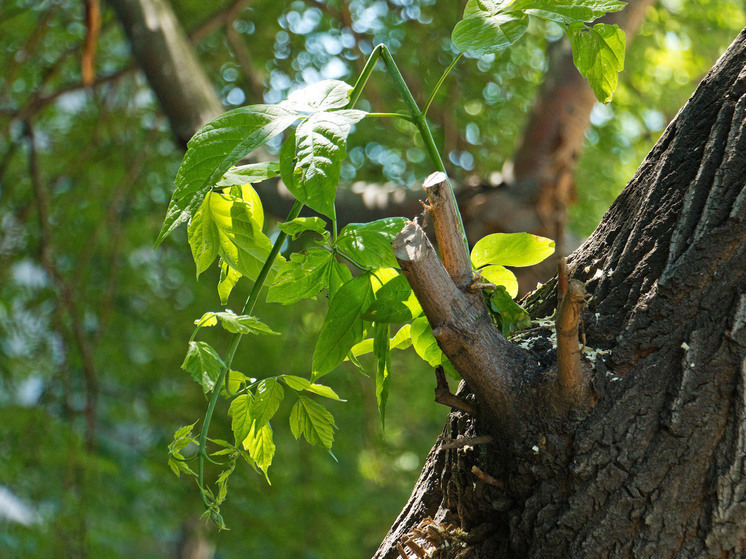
[375,27,746,559]
[107,0,223,147]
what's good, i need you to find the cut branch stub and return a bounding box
[423,171,474,289]
[393,220,525,421]
[555,258,588,404]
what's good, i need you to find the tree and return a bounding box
[375,28,746,558]
[1,1,744,557]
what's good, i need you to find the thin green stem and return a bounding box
[377,45,469,255]
[197,201,304,506]
[365,112,414,122]
[349,44,384,109]
[423,53,462,116]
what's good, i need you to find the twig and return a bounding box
[471,465,503,488]
[555,258,587,404]
[434,366,477,415]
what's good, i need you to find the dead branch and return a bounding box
[434,366,477,414]
[393,220,528,420]
[556,258,587,404]
[423,172,474,289]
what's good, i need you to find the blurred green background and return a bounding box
[0,1,743,557]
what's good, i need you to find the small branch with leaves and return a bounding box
[156,0,627,527]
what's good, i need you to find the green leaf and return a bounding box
[478,265,519,298]
[218,260,241,305]
[373,322,391,430]
[490,285,532,335]
[328,260,352,299]
[188,199,220,277]
[390,324,413,350]
[243,423,275,481]
[173,421,199,440]
[349,323,412,358]
[286,110,366,218]
[409,318,459,378]
[452,6,529,57]
[289,395,336,450]
[336,217,408,269]
[280,375,345,401]
[250,378,284,428]
[228,393,254,445]
[207,186,281,281]
[470,232,555,268]
[277,217,328,240]
[226,369,252,395]
[282,79,355,112]
[513,0,626,24]
[410,316,444,368]
[181,341,225,393]
[156,104,299,246]
[194,311,279,335]
[266,248,335,304]
[312,273,374,378]
[567,22,626,103]
[216,162,281,187]
[363,273,421,323]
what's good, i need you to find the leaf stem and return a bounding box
[349,44,384,109]
[197,201,304,506]
[364,112,415,122]
[423,53,462,116]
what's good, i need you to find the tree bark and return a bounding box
[107,0,223,147]
[375,27,746,559]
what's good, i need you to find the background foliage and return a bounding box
[0,1,743,557]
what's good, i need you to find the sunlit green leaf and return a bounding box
[409,317,459,378]
[478,265,519,298]
[287,110,366,218]
[216,162,281,187]
[267,248,335,304]
[336,218,408,269]
[363,273,421,323]
[280,375,345,401]
[568,22,626,103]
[243,423,275,481]
[229,393,254,445]
[277,217,328,240]
[470,232,555,268]
[187,199,219,277]
[513,0,626,24]
[452,5,529,57]
[312,273,374,378]
[156,104,299,246]
[289,395,336,449]
[373,322,391,430]
[207,187,281,281]
[173,421,199,440]
[194,310,279,335]
[181,341,225,393]
[250,378,284,428]
[218,260,241,305]
[282,79,355,112]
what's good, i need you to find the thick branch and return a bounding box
[393,221,524,420]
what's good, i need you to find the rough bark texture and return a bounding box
[375,27,746,559]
